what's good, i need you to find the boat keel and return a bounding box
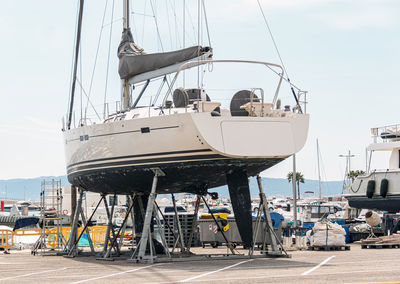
[226,170,253,248]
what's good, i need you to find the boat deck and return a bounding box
[0,244,399,283]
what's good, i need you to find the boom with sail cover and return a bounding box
[118,28,211,80]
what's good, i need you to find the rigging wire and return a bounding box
[165,1,174,50]
[170,0,180,48]
[197,0,201,90]
[130,0,138,40]
[184,2,198,45]
[84,0,109,120]
[103,0,115,119]
[256,0,290,79]
[257,0,303,113]
[76,79,101,120]
[201,0,212,48]
[149,0,164,51]
[141,0,147,45]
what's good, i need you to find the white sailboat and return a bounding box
[62,0,309,247]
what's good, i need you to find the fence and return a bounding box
[0,229,14,252]
[0,226,114,252]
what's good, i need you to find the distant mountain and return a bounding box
[0,175,343,201]
[0,176,70,201]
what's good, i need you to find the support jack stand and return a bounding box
[250,175,290,258]
[130,168,166,263]
[64,187,97,258]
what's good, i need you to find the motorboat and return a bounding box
[344,124,400,212]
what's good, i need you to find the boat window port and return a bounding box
[141,127,150,133]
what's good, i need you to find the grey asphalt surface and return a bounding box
[0,244,399,283]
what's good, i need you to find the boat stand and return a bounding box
[154,201,183,251]
[99,194,136,260]
[187,195,201,251]
[171,194,186,253]
[64,188,97,257]
[250,175,289,258]
[130,168,165,263]
[61,173,288,263]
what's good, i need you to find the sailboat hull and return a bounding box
[64,112,309,193]
[68,156,284,194]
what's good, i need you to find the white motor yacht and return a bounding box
[344,124,400,212]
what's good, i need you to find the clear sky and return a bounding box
[0,0,399,182]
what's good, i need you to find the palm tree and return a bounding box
[347,170,366,182]
[287,172,305,199]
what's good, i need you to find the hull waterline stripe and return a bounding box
[67,154,226,174]
[67,149,213,169]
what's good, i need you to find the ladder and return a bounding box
[32,179,65,255]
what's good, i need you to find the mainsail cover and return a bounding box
[118,28,211,80]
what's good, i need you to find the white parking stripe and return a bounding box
[0,267,68,281]
[179,259,253,283]
[301,255,336,276]
[70,264,161,284]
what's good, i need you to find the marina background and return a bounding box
[0,176,342,201]
[1,0,399,182]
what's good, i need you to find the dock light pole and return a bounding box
[292,154,297,227]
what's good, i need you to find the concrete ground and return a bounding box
[0,244,400,283]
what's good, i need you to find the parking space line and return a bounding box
[301,255,336,276]
[0,267,68,281]
[70,264,162,284]
[148,267,400,283]
[179,259,253,283]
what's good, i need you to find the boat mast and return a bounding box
[317,139,322,200]
[67,0,85,129]
[121,0,130,111]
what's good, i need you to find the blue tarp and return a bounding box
[13,217,39,231]
[251,212,284,229]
